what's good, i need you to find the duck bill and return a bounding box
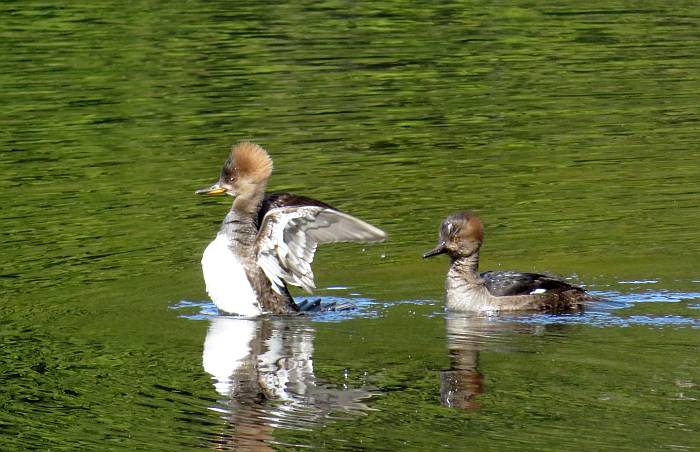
[423,243,447,259]
[195,183,227,196]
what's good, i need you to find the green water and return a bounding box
[1,1,699,450]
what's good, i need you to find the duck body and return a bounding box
[201,192,330,316]
[425,211,596,313]
[197,143,386,316]
[445,266,592,312]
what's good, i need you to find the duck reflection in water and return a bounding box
[202,315,374,449]
[440,314,553,410]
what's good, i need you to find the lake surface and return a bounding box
[1,1,699,450]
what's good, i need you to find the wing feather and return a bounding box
[481,271,580,297]
[256,206,387,294]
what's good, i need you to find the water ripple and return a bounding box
[490,289,700,328]
[170,296,383,322]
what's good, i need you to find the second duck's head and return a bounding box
[196,142,273,198]
[423,211,484,260]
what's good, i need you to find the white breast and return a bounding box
[201,234,262,316]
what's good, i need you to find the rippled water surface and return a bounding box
[1,1,699,450]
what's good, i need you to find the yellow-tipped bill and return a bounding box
[195,184,227,195]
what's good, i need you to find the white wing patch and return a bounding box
[530,288,547,295]
[256,206,387,294]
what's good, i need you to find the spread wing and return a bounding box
[256,206,387,294]
[480,271,582,297]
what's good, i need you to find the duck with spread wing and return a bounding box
[196,142,387,316]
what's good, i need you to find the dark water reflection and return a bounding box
[440,314,536,411]
[440,296,700,413]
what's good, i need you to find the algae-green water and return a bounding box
[1,1,698,450]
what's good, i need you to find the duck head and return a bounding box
[423,211,484,260]
[196,142,273,198]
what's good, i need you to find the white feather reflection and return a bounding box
[202,316,374,448]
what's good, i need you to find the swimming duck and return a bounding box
[423,211,597,312]
[196,142,387,316]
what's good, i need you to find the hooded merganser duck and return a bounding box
[196,142,387,316]
[423,211,597,312]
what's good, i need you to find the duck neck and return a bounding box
[448,252,481,283]
[219,183,266,253]
[232,180,266,216]
[444,252,485,310]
